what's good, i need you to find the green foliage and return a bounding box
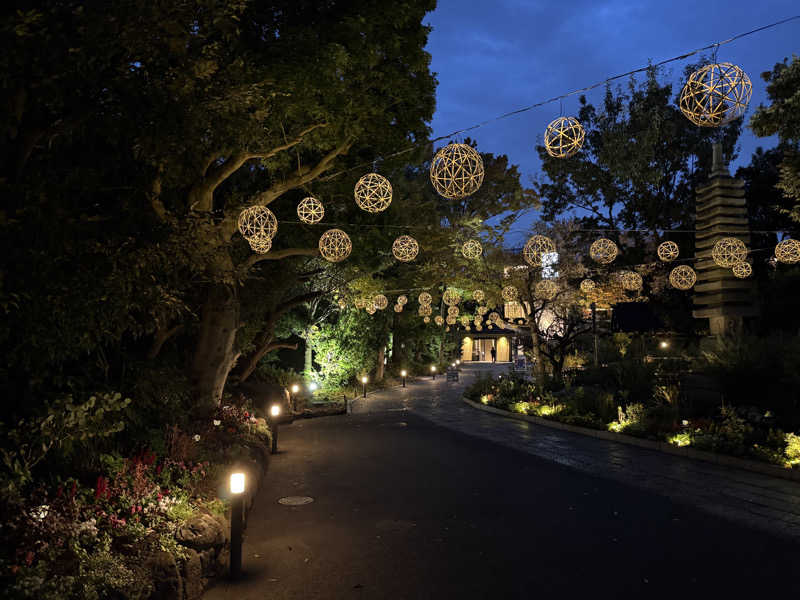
[693,406,753,455]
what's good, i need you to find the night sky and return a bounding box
[424,1,799,243]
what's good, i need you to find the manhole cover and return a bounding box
[278,496,314,506]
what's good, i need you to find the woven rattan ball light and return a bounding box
[297,197,324,224]
[443,288,461,306]
[621,271,643,291]
[523,235,556,267]
[473,317,481,326]
[590,238,618,264]
[424,316,430,324]
[544,116,585,159]
[775,239,800,264]
[487,323,494,329]
[477,305,489,315]
[473,290,485,303]
[669,265,697,290]
[657,241,680,262]
[373,294,388,310]
[418,292,432,306]
[392,235,419,262]
[419,305,432,317]
[580,279,595,294]
[393,304,403,313]
[354,173,392,213]
[447,306,459,317]
[712,237,747,268]
[732,262,752,279]
[354,297,366,310]
[535,279,558,300]
[397,295,408,306]
[248,235,273,254]
[319,229,352,262]
[501,286,518,302]
[446,315,457,325]
[476,324,483,331]
[365,302,377,315]
[679,63,752,127]
[488,312,500,323]
[435,315,444,326]
[461,240,483,259]
[460,316,471,327]
[238,205,277,241]
[429,143,485,199]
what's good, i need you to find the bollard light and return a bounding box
[291,384,299,394]
[401,369,407,388]
[362,376,368,398]
[451,362,456,368]
[229,472,245,579]
[269,404,281,454]
[456,359,461,365]
[431,365,437,380]
[660,340,669,349]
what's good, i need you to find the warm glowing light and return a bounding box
[451,362,456,367]
[361,376,368,384]
[270,404,281,417]
[230,472,245,495]
[430,366,436,372]
[456,359,461,365]
[309,382,318,392]
[401,370,407,377]
[291,384,300,394]
[660,341,669,349]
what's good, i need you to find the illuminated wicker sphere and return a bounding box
[669,265,697,290]
[775,239,800,264]
[473,317,481,326]
[501,285,518,302]
[429,143,485,199]
[443,288,461,306]
[394,304,403,313]
[488,312,501,323]
[732,262,752,279]
[418,305,432,317]
[460,316,471,327]
[477,305,489,315]
[580,279,595,294]
[354,297,366,309]
[590,238,618,264]
[487,323,494,329]
[476,324,483,331]
[435,315,444,326]
[248,235,273,254]
[424,316,431,324]
[238,205,278,241]
[621,271,643,291]
[365,302,377,315]
[461,239,483,259]
[679,63,752,127]
[535,279,558,300]
[373,294,388,310]
[297,197,324,224]
[473,289,485,303]
[523,234,556,267]
[544,116,585,159]
[397,295,408,306]
[446,315,457,325]
[392,235,419,262]
[447,306,459,317]
[354,173,392,213]
[338,299,347,309]
[657,241,680,262]
[712,237,748,268]
[418,292,433,306]
[318,228,352,262]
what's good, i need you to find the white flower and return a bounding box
[681,420,689,426]
[249,416,257,423]
[32,504,49,521]
[193,434,201,442]
[213,420,221,426]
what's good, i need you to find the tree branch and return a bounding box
[264,341,299,353]
[242,247,320,271]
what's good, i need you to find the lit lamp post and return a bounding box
[309,382,318,392]
[401,370,407,388]
[269,404,281,454]
[431,365,437,380]
[290,384,299,413]
[456,359,461,366]
[229,472,245,580]
[660,340,669,350]
[361,376,368,398]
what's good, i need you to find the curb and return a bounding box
[462,396,800,483]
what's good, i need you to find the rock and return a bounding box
[177,513,225,550]
[183,549,203,600]
[198,547,217,575]
[145,550,183,600]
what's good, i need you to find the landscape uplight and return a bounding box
[229,472,245,579]
[456,359,461,365]
[270,404,281,417]
[660,340,669,349]
[230,472,245,495]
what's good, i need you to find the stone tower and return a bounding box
[692,143,757,335]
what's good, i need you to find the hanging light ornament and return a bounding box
[418,291,433,306]
[488,323,494,329]
[447,306,459,317]
[590,238,618,264]
[476,324,483,331]
[620,271,643,291]
[397,295,408,306]
[523,235,556,267]
[238,205,278,241]
[477,305,489,315]
[354,173,393,213]
[461,239,483,259]
[365,302,377,315]
[473,317,481,326]
[392,235,419,262]
[354,298,366,310]
[446,326,451,332]
[446,315,457,325]
[394,304,403,313]
[460,315,471,327]
[424,316,431,324]
[669,265,697,290]
[443,288,461,306]
[711,237,748,268]
[775,239,800,264]
[501,285,518,302]
[679,63,752,127]
[473,290,485,303]
[429,143,485,199]
[732,262,752,279]
[248,236,273,254]
[296,197,324,224]
[535,279,558,300]
[580,279,595,294]
[418,305,432,317]
[544,116,585,159]
[318,228,352,262]
[656,241,679,262]
[373,294,388,310]
[338,299,347,309]
[488,312,501,323]
[435,315,444,326]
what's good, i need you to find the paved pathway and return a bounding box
[353,363,800,541]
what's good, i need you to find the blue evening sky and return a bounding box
[424,1,799,244]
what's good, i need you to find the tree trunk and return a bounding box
[303,337,313,376]
[530,327,545,384]
[376,346,385,381]
[190,282,240,408]
[235,335,275,383]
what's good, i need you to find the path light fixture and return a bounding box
[660,340,669,349]
[309,382,318,392]
[362,376,368,398]
[431,365,437,380]
[269,404,281,454]
[229,472,245,580]
[401,370,407,388]
[456,359,461,366]
[290,384,299,412]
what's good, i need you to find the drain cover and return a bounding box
[278,496,314,506]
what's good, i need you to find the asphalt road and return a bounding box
[205,404,800,599]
